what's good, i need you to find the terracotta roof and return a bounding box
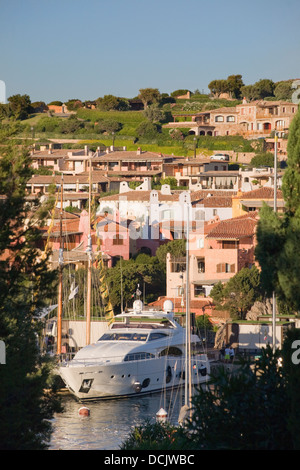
[199,196,233,208]
[27,173,110,184]
[148,296,212,311]
[48,218,82,237]
[51,208,80,219]
[99,190,179,202]
[95,216,128,233]
[237,187,283,199]
[93,150,168,161]
[191,190,236,203]
[209,107,238,114]
[206,212,258,239]
[30,149,70,157]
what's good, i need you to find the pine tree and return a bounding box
[256,106,300,311]
[282,107,300,215]
[0,135,61,450]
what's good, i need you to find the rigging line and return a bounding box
[43,191,59,257]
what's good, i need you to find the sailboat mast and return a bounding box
[185,200,192,409]
[86,156,92,345]
[57,175,64,355]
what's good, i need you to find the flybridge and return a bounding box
[115,299,178,320]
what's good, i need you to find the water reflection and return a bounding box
[50,388,185,450]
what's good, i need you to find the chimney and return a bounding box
[137,147,142,155]
[48,143,53,154]
[85,145,88,155]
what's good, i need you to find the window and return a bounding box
[113,234,123,245]
[124,352,155,362]
[195,285,205,296]
[159,347,182,357]
[195,210,205,221]
[197,259,205,273]
[215,115,224,122]
[197,238,204,249]
[216,263,235,273]
[171,259,186,273]
[222,240,238,249]
[148,333,169,341]
[99,333,148,342]
[227,115,235,122]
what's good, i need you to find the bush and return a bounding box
[136,121,160,139]
[250,152,275,167]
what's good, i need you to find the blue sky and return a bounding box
[0,0,299,103]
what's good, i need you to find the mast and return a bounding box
[178,192,193,425]
[86,155,92,345]
[272,132,278,352]
[185,198,192,412]
[57,174,64,355]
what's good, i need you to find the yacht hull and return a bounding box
[59,355,210,401]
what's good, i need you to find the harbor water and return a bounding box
[49,388,185,450]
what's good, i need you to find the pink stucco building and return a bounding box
[166,212,258,302]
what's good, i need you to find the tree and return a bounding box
[155,239,186,273]
[185,345,296,450]
[159,177,178,189]
[255,107,300,311]
[240,84,258,101]
[241,79,275,101]
[281,106,300,215]
[0,134,61,449]
[250,152,276,168]
[210,266,262,320]
[136,121,160,139]
[96,95,119,111]
[105,256,165,312]
[170,89,191,98]
[226,74,244,99]
[7,94,33,120]
[208,79,229,98]
[96,95,129,111]
[254,79,275,99]
[96,119,122,134]
[65,99,83,110]
[143,105,166,123]
[121,335,300,450]
[274,80,293,101]
[138,88,161,109]
[59,115,84,134]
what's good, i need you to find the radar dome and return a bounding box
[163,300,174,313]
[133,300,143,313]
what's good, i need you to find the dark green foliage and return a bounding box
[0,137,62,449]
[121,340,300,450]
[121,419,184,450]
[282,107,300,215]
[210,266,262,320]
[255,204,287,298]
[105,255,165,312]
[241,79,275,101]
[256,107,300,310]
[185,346,293,450]
[250,151,276,168]
[155,239,186,272]
[95,119,122,134]
[208,75,244,99]
[136,121,160,139]
[7,94,33,120]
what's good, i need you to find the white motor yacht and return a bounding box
[59,300,210,401]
